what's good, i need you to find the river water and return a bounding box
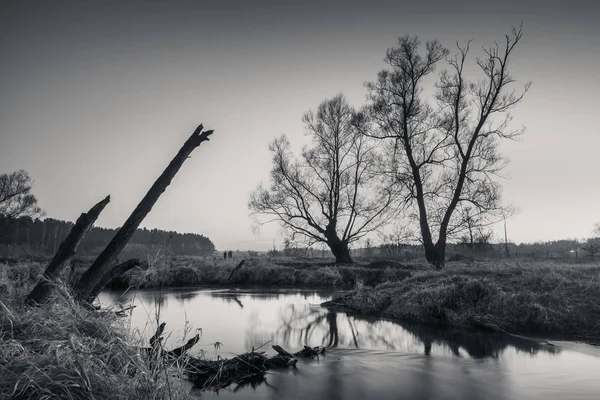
[98,287,600,400]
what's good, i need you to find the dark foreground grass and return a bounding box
[0,263,195,400]
[323,261,600,342]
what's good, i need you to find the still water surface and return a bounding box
[98,288,600,400]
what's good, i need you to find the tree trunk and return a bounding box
[85,258,149,303]
[503,218,510,257]
[423,241,446,269]
[227,259,246,281]
[26,196,110,305]
[326,235,352,264]
[73,124,214,304]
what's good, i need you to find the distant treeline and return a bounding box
[0,216,216,257]
[367,239,586,260]
[265,238,587,261]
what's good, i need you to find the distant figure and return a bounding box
[228,250,233,259]
[223,251,227,260]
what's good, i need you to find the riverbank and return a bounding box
[0,256,417,292]
[107,258,416,290]
[0,263,194,399]
[322,260,600,343]
[0,258,413,400]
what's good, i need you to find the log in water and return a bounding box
[99,288,600,400]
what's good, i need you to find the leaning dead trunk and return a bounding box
[73,124,214,304]
[85,258,149,303]
[227,260,246,281]
[26,196,110,305]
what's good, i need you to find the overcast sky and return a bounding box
[1,0,599,251]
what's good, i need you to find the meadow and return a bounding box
[3,245,599,340]
[2,248,599,399]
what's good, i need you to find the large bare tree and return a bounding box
[249,94,399,263]
[0,170,43,236]
[363,27,530,267]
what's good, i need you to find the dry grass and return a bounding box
[0,262,197,400]
[324,260,600,340]
[108,255,417,290]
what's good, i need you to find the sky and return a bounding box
[1,0,599,251]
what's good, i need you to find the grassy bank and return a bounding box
[323,261,600,342]
[108,257,416,290]
[0,263,195,399]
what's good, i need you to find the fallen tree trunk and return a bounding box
[143,321,322,391]
[185,343,326,390]
[294,345,326,358]
[272,344,295,359]
[167,334,200,359]
[26,196,111,305]
[73,124,214,304]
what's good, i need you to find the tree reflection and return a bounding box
[172,291,201,303]
[255,304,560,360]
[232,374,276,393]
[396,320,560,359]
[211,292,244,308]
[325,311,339,348]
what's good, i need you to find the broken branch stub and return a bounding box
[228,259,246,281]
[26,196,110,306]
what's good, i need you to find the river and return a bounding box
[98,287,600,400]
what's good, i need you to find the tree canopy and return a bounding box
[249,94,400,263]
[0,170,43,237]
[362,27,530,267]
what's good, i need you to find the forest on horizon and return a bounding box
[0,215,216,257]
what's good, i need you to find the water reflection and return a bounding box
[211,292,244,308]
[98,288,600,400]
[254,303,559,360]
[401,321,559,359]
[173,291,200,303]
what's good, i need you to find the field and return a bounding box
[4,252,599,340]
[2,254,600,399]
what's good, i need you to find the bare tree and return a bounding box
[0,170,44,236]
[503,216,510,257]
[456,206,494,254]
[581,239,600,259]
[363,27,530,268]
[582,222,600,259]
[249,94,399,263]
